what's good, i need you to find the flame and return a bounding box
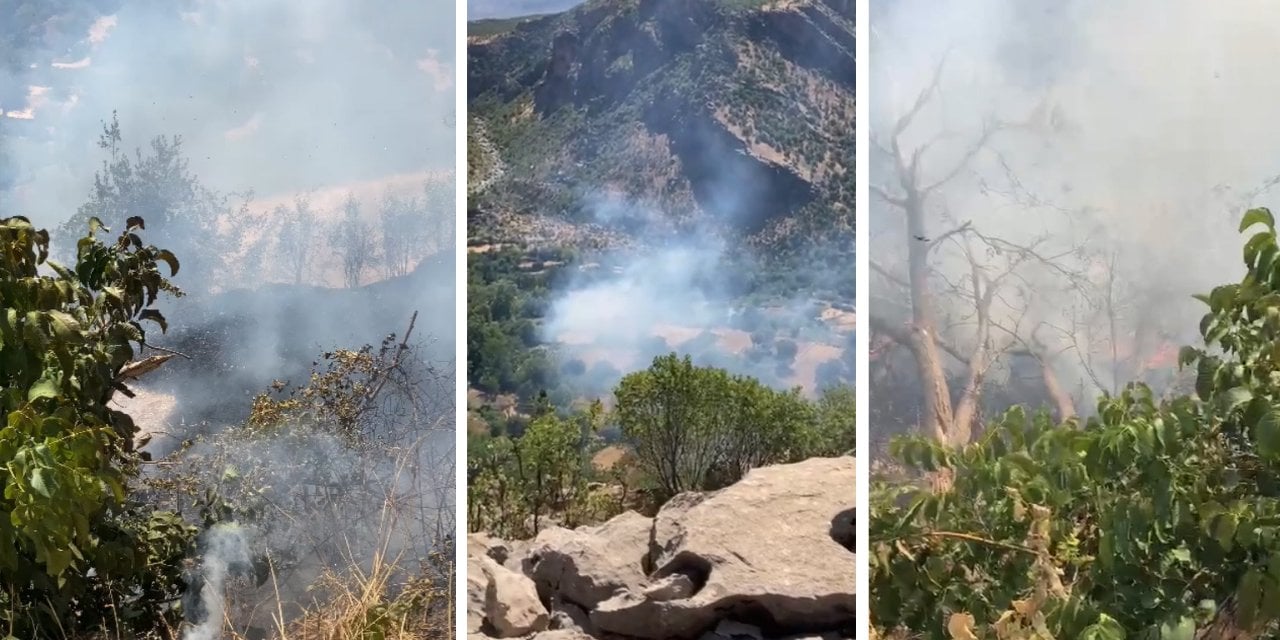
[1141,342,1180,370]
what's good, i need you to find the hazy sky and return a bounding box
[3,0,455,226]
[467,0,581,21]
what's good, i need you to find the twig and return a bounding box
[141,342,193,360]
[920,530,1037,555]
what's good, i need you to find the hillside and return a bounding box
[466,0,854,417]
[465,0,856,604]
[468,0,854,245]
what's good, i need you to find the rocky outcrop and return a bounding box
[467,456,856,640]
[468,0,854,238]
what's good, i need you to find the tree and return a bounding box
[330,192,376,288]
[424,179,454,255]
[0,215,194,635]
[517,413,590,534]
[811,385,855,457]
[380,192,427,278]
[57,112,238,284]
[615,354,814,499]
[277,194,317,285]
[870,59,1085,446]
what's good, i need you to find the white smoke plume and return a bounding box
[870,0,1280,401]
[183,523,252,640]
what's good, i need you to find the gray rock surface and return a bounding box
[479,556,550,637]
[469,456,856,640]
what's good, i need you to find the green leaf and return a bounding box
[1223,387,1254,413]
[1245,231,1275,267]
[1178,346,1201,368]
[1255,405,1280,459]
[1241,207,1276,233]
[1082,613,1126,640]
[1238,568,1265,630]
[1196,358,1218,398]
[45,546,72,577]
[29,467,51,498]
[1158,616,1195,640]
[138,309,167,334]
[27,377,59,401]
[1215,512,1239,551]
[156,249,180,276]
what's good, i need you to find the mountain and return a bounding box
[468,0,585,21]
[467,0,854,246]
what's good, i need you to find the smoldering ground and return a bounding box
[870,0,1280,408]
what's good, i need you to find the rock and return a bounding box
[528,630,598,640]
[480,556,549,637]
[708,620,765,640]
[590,457,856,639]
[549,594,594,634]
[476,456,855,640]
[466,556,489,634]
[524,510,653,609]
[642,573,696,601]
[470,531,513,565]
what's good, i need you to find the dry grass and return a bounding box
[256,554,454,640]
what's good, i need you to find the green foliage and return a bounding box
[870,208,1280,639]
[467,247,569,401]
[470,349,854,537]
[616,353,818,498]
[468,406,605,539]
[0,215,195,636]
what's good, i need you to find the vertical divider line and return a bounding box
[455,0,469,637]
[854,0,871,634]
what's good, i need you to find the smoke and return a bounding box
[541,193,852,396]
[1,0,456,630]
[183,522,252,640]
[4,0,454,226]
[870,0,1280,402]
[0,0,457,432]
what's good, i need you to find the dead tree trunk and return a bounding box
[905,193,959,444]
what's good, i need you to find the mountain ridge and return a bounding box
[468,0,854,248]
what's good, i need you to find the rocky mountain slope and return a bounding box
[467,0,854,245]
[468,456,856,640]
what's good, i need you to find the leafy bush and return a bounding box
[871,209,1280,639]
[615,353,832,499]
[0,215,195,636]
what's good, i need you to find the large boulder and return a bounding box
[473,456,856,640]
[523,509,653,609]
[590,457,856,639]
[469,551,550,638]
